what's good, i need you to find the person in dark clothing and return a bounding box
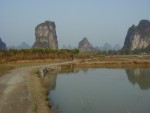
[70,54,74,60]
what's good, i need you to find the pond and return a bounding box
[48,68,150,113]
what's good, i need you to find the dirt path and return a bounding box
[0,61,73,113]
[0,67,32,113]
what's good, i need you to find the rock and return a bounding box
[0,38,7,50]
[123,19,150,50]
[78,37,94,52]
[32,21,58,49]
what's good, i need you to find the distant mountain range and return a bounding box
[100,43,121,51]
[8,42,31,50]
[2,18,149,55]
[62,45,73,49]
[77,37,121,52]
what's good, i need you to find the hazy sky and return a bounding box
[0,0,150,48]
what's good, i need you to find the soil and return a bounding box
[0,67,32,113]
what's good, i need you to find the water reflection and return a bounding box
[46,68,150,91]
[49,68,150,113]
[126,68,150,90]
[81,68,89,74]
[60,67,79,74]
[44,67,80,91]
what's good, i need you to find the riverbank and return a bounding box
[0,61,71,113]
[28,69,53,113]
[0,55,150,113]
[35,55,150,113]
[29,62,74,113]
[75,55,150,68]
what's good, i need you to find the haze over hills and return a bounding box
[1,19,150,54]
[62,45,74,50]
[113,44,121,51]
[8,42,31,50]
[102,43,113,52]
[1,0,150,49]
[77,37,121,52]
[17,42,31,49]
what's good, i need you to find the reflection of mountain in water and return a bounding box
[126,68,150,90]
[45,67,79,91]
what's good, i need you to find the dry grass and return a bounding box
[0,49,74,63]
[0,64,15,77]
[28,70,53,113]
[0,60,63,77]
[76,55,150,68]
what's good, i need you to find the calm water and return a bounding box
[48,68,150,113]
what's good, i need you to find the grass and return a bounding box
[27,63,75,113]
[76,55,150,68]
[0,59,64,77]
[0,64,15,77]
[28,70,53,113]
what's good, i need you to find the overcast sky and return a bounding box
[0,0,150,48]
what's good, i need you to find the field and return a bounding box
[76,55,150,68]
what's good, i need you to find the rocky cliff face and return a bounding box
[123,20,150,50]
[32,21,58,49]
[78,37,94,52]
[0,38,7,50]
